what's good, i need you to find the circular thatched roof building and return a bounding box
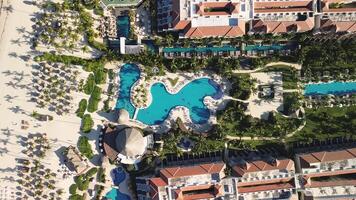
[100,126,148,164]
[117,109,130,124]
[115,127,146,157]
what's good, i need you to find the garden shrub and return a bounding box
[83,74,95,95]
[76,99,87,118]
[69,184,77,195]
[81,114,93,133]
[78,136,94,159]
[87,86,102,113]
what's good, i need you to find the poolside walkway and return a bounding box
[232,61,302,74]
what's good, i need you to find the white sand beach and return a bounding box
[0,1,106,199]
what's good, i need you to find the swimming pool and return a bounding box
[105,167,131,200]
[117,16,130,38]
[115,64,223,125]
[304,81,356,96]
[136,79,222,125]
[115,64,140,118]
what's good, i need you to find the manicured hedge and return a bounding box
[87,86,102,113]
[83,74,95,95]
[76,99,87,118]
[78,136,94,159]
[97,167,106,183]
[69,184,77,195]
[94,68,107,84]
[81,114,94,133]
[85,167,98,178]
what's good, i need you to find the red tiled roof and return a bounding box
[299,147,356,165]
[174,184,224,200]
[237,177,294,187]
[184,22,245,38]
[174,20,190,30]
[320,19,356,32]
[238,180,295,193]
[254,1,313,13]
[252,18,314,34]
[305,179,356,188]
[160,162,225,179]
[324,7,356,12]
[150,177,167,187]
[233,159,294,177]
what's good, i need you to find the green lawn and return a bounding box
[288,106,356,143]
[261,64,299,89]
[228,139,285,151]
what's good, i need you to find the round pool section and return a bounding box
[115,64,223,126]
[136,78,222,125]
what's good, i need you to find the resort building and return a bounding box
[232,157,297,200]
[316,0,356,33]
[99,123,153,164]
[157,0,247,38]
[157,0,356,37]
[296,147,356,199]
[250,0,315,34]
[136,162,232,200]
[62,146,90,175]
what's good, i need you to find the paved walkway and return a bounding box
[233,61,302,74]
[283,89,301,93]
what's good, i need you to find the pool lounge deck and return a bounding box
[162,44,297,58]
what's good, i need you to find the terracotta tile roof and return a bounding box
[233,159,294,177]
[184,22,245,38]
[305,179,356,188]
[252,19,314,34]
[299,147,356,165]
[303,169,356,178]
[237,177,294,187]
[238,180,295,193]
[325,7,356,12]
[150,177,167,187]
[254,1,312,9]
[254,1,313,13]
[174,20,190,30]
[174,184,224,200]
[160,162,225,179]
[321,19,356,32]
[255,7,312,13]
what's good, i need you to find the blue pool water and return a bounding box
[115,64,140,118]
[136,79,222,125]
[304,81,356,96]
[105,167,131,200]
[117,16,130,38]
[115,64,223,125]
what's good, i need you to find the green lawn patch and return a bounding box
[288,106,356,143]
[261,64,298,89]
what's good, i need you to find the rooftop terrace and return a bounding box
[101,0,140,6]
